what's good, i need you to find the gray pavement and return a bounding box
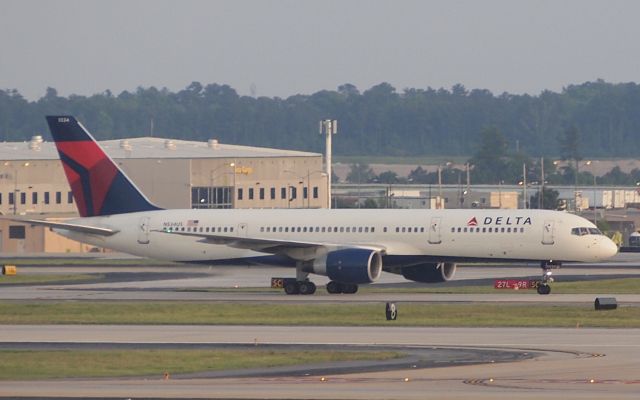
[1,325,639,399]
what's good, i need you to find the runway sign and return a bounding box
[494,279,539,290]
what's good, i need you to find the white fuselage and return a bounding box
[55,208,618,266]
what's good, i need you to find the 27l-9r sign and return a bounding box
[494,279,539,290]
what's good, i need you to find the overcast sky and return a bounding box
[2,0,639,100]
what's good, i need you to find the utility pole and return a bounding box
[319,120,337,208]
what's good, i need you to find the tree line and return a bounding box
[2,80,640,159]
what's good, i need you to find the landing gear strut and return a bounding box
[537,260,559,295]
[282,263,317,295]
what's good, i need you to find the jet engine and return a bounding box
[311,248,383,284]
[401,262,457,283]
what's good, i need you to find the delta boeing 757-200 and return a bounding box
[11,116,618,295]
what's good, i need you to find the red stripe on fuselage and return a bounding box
[56,141,118,216]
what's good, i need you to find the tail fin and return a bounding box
[46,116,161,217]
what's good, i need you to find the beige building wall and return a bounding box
[118,158,191,209]
[0,160,76,216]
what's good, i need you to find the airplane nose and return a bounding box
[602,237,619,259]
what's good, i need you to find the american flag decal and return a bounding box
[186,220,199,227]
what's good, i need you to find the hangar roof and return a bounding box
[0,136,320,161]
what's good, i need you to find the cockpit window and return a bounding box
[571,227,603,236]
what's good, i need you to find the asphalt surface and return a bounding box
[1,253,640,398]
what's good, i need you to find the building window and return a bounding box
[190,186,233,209]
[20,192,26,205]
[0,193,2,204]
[270,187,276,200]
[9,225,25,239]
[56,191,62,204]
[68,191,73,203]
[237,188,243,200]
[290,187,297,200]
[303,187,308,199]
[44,192,50,204]
[281,187,287,199]
[313,187,318,199]
[259,188,265,200]
[32,192,38,204]
[249,188,254,200]
[8,192,14,205]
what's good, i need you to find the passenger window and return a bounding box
[321,227,326,233]
[395,227,400,233]
[482,227,486,233]
[421,227,425,233]
[402,227,406,233]
[358,227,363,233]
[463,227,468,232]
[383,227,388,233]
[371,227,375,233]
[224,227,228,232]
[346,227,351,233]
[340,227,344,233]
[364,227,369,233]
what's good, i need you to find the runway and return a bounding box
[1,254,640,398]
[1,325,639,399]
[2,252,640,303]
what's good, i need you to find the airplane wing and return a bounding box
[152,229,386,260]
[4,218,119,236]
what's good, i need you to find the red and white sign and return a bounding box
[494,279,539,290]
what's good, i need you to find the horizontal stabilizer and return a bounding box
[5,218,119,236]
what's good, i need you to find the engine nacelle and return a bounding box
[311,249,383,284]
[401,262,457,283]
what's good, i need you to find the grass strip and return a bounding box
[0,349,399,380]
[1,301,639,327]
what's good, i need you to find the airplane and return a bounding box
[11,116,618,295]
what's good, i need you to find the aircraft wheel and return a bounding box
[343,284,358,294]
[536,284,551,295]
[326,281,341,294]
[284,281,300,295]
[298,281,316,295]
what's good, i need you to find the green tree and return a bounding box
[346,163,375,184]
[469,127,510,184]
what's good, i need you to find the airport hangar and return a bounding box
[0,135,328,253]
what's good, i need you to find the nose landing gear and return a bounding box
[537,260,560,295]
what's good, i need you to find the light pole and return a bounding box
[319,120,337,209]
[284,169,327,208]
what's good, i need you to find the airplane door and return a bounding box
[428,217,442,244]
[137,217,150,244]
[542,220,555,245]
[237,223,248,237]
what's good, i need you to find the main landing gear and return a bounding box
[283,280,317,295]
[537,260,559,295]
[326,281,358,294]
